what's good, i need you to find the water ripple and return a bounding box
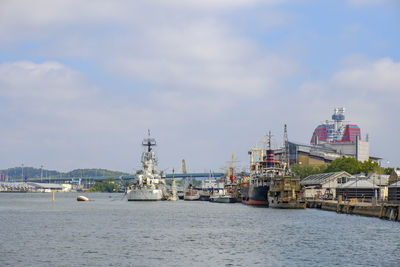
[1,193,400,266]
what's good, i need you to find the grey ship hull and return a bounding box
[127,188,164,201]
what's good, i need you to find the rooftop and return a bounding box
[338,179,378,189]
[301,171,351,186]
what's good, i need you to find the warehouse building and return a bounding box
[300,171,352,199]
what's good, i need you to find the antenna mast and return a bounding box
[142,130,156,152]
[283,124,290,173]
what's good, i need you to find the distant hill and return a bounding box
[0,167,129,181]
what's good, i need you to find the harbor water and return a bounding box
[1,193,399,266]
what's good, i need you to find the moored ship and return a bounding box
[127,133,167,201]
[268,125,306,209]
[268,175,306,209]
[209,185,237,203]
[241,135,275,206]
[184,184,200,201]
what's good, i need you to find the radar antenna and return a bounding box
[142,130,156,152]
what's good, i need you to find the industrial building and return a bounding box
[300,171,352,199]
[336,180,379,201]
[283,108,373,166]
[301,171,387,201]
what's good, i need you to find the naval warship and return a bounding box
[127,133,167,201]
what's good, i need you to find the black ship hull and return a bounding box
[241,184,269,206]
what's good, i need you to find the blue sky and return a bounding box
[0,0,399,173]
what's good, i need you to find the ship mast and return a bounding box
[283,124,290,174]
[142,129,157,152]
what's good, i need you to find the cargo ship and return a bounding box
[241,133,278,206]
[127,132,167,201]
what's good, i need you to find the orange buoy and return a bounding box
[77,196,89,201]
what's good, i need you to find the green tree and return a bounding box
[89,178,119,192]
[325,157,361,174]
[385,168,394,175]
[291,164,328,179]
[359,160,379,174]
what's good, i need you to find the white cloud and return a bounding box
[0,0,285,44]
[348,0,395,7]
[0,0,295,98]
[0,61,91,101]
[331,58,400,94]
[0,0,297,172]
[2,1,398,170]
[0,61,160,171]
[111,20,295,98]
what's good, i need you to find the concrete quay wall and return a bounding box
[307,200,400,221]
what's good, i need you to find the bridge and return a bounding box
[17,172,228,184]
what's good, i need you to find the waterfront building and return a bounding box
[354,173,389,201]
[301,172,388,201]
[27,182,66,192]
[0,182,34,192]
[388,181,400,202]
[336,179,379,200]
[300,171,352,199]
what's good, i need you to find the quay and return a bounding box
[307,199,400,222]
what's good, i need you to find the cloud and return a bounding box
[2,1,397,170]
[0,0,297,172]
[348,0,395,7]
[331,58,400,95]
[110,19,295,98]
[0,61,92,101]
[0,0,295,99]
[0,0,285,44]
[0,61,154,171]
[296,57,400,124]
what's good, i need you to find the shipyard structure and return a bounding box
[279,108,374,166]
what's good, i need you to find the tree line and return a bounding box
[0,167,129,180]
[291,157,395,179]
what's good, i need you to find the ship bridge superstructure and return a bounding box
[141,136,158,175]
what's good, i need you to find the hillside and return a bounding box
[0,167,129,181]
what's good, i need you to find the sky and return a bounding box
[0,0,399,173]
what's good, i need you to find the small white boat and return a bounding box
[77,195,89,201]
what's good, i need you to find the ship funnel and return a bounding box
[266,149,275,168]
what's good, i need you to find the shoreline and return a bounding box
[307,199,400,221]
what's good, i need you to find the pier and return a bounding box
[307,199,400,221]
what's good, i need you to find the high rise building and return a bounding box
[310,108,361,145]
